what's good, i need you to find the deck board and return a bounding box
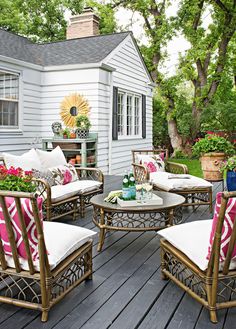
[0,175,232,329]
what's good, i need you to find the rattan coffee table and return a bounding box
[91,191,185,251]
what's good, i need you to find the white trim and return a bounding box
[0,129,23,135]
[42,62,116,72]
[108,71,113,174]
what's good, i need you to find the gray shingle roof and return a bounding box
[0,29,130,66]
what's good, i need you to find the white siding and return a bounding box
[0,61,42,154]
[41,68,109,173]
[104,35,153,174]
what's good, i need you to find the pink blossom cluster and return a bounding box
[0,165,32,179]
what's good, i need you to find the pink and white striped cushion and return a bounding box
[0,197,43,261]
[207,192,236,261]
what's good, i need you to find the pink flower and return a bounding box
[144,162,157,173]
[63,169,72,185]
[7,167,23,177]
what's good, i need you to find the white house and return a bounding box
[0,8,154,174]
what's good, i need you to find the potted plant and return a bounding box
[76,115,91,139]
[192,134,234,181]
[221,156,236,191]
[70,130,76,139]
[62,128,70,139]
[0,166,36,192]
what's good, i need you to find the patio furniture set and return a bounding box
[0,147,235,324]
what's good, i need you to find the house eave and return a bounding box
[42,62,116,72]
[0,55,43,71]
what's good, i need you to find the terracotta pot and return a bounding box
[200,152,226,181]
[63,135,68,139]
[76,155,81,164]
[70,132,76,139]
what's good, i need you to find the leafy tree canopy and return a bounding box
[0,0,117,42]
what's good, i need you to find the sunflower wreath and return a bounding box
[60,93,90,128]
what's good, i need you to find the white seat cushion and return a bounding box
[36,146,67,170]
[3,149,41,171]
[150,172,212,191]
[158,220,236,271]
[51,180,102,202]
[5,222,97,271]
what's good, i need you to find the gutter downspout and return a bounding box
[108,71,114,174]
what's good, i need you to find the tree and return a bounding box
[111,0,236,154]
[0,0,116,42]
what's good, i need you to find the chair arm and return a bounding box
[165,161,189,174]
[132,163,149,183]
[75,166,104,184]
[33,178,52,204]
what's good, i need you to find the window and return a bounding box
[117,90,142,138]
[117,92,124,136]
[0,71,19,129]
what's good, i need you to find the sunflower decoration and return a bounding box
[60,93,90,128]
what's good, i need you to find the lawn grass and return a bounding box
[169,158,203,178]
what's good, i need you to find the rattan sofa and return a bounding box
[0,190,95,321]
[132,149,213,211]
[159,191,236,323]
[0,155,104,221]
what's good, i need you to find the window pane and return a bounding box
[0,71,19,128]
[127,95,132,135]
[134,97,140,135]
[0,100,18,127]
[118,93,124,136]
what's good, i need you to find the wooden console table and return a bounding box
[42,135,97,167]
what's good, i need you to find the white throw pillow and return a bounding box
[136,154,165,172]
[36,146,67,169]
[3,149,41,171]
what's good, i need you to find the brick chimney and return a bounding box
[66,7,100,40]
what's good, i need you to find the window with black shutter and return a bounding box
[112,87,145,139]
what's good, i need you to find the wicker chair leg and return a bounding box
[80,196,85,218]
[209,189,213,213]
[85,247,93,280]
[46,205,51,221]
[209,309,218,323]
[41,310,49,322]
[73,200,78,221]
[160,247,169,280]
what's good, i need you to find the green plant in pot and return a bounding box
[220,156,236,191]
[76,115,91,139]
[192,134,234,181]
[62,128,70,139]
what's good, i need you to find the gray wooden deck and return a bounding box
[0,175,234,329]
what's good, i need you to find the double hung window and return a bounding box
[0,71,19,129]
[117,90,141,138]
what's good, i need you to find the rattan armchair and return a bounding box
[0,190,94,322]
[131,149,212,211]
[160,191,236,323]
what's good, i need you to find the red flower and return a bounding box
[7,167,23,177]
